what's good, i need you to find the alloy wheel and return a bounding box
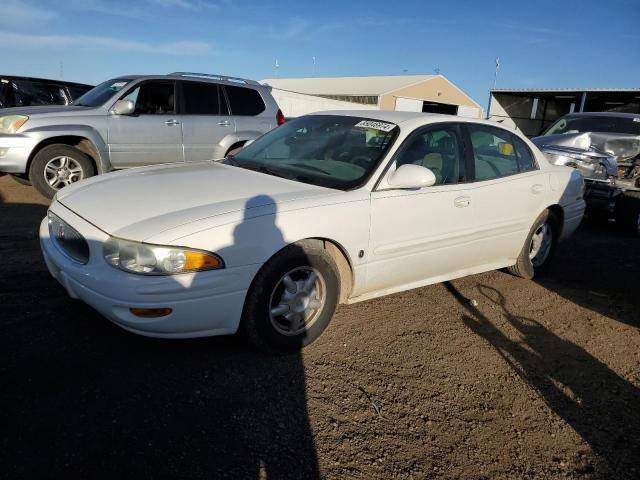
[44,156,84,190]
[269,266,326,336]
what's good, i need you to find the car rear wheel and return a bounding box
[241,240,340,353]
[29,144,95,199]
[508,210,558,280]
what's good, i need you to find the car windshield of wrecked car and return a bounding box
[545,116,640,136]
[73,78,133,107]
[226,115,399,190]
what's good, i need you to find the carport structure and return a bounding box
[488,88,640,137]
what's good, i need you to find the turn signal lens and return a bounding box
[184,251,224,270]
[130,307,173,318]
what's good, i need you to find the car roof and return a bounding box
[561,111,640,119]
[309,110,516,132]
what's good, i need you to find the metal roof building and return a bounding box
[261,74,482,118]
[488,87,640,136]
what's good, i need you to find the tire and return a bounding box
[508,210,559,280]
[9,174,31,186]
[614,191,640,237]
[240,240,341,353]
[29,144,95,199]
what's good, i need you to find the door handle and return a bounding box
[531,184,544,194]
[218,120,231,126]
[454,196,471,208]
[165,119,180,126]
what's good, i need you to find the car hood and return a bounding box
[57,161,339,241]
[2,105,99,117]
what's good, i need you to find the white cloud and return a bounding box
[0,31,214,55]
[0,0,57,27]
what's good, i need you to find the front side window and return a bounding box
[395,126,465,185]
[122,81,175,115]
[74,78,133,107]
[182,81,223,115]
[225,85,265,116]
[469,125,519,181]
[227,115,398,190]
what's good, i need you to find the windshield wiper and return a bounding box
[222,158,292,180]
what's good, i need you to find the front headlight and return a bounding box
[103,237,224,275]
[0,115,28,134]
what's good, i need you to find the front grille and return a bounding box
[48,211,90,264]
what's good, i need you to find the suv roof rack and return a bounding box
[169,72,260,86]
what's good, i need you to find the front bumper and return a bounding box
[0,133,37,174]
[39,203,259,338]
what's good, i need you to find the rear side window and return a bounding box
[182,81,223,115]
[512,136,536,172]
[224,85,265,116]
[469,125,520,181]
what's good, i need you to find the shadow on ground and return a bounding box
[535,220,639,329]
[446,281,640,479]
[0,194,320,479]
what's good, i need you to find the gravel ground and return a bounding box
[1,175,639,479]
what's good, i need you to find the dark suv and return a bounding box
[0,76,93,109]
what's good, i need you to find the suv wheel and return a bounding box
[29,144,95,199]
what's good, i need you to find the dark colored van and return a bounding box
[0,76,93,109]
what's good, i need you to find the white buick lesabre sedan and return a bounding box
[40,111,585,351]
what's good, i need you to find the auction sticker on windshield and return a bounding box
[355,120,396,132]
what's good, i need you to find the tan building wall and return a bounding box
[379,76,481,112]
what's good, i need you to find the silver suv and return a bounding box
[0,72,284,198]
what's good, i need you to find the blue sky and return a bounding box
[2,0,639,106]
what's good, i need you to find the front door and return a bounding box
[108,80,182,168]
[366,124,477,293]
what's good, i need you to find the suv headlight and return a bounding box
[103,237,224,275]
[0,115,28,134]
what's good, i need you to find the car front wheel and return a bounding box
[241,240,341,353]
[508,210,558,280]
[29,144,95,199]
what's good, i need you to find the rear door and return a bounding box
[463,123,548,265]
[366,123,477,293]
[224,84,273,142]
[179,80,234,161]
[108,80,182,167]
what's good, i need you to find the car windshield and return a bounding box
[73,78,133,107]
[227,115,399,190]
[544,115,640,136]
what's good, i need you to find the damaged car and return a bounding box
[532,112,640,235]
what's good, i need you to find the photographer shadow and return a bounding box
[1,194,320,479]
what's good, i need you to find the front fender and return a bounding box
[24,125,111,174]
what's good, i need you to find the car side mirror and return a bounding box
[387,164,437,189]
[110,99,135,115]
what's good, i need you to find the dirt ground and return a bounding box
[1,174,639,479]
